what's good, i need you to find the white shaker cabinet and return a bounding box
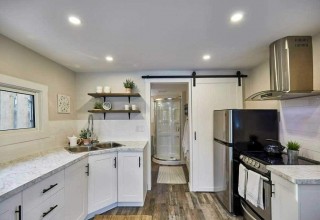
[118,150,147,205]
[88,152,117,214]
[64,158,88,220]
[23,170,65,220]
[271,173,320,220]
[0,193,22,220]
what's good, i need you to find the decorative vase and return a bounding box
[83,138,90,146]
[125,88,132,93]
[287,149,299,163]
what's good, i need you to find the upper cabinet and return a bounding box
[87,93,141,119]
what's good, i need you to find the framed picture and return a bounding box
[57,94,70,114]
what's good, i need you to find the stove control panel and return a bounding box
[240,155,268,175]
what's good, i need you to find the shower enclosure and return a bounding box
[153,97,181,165]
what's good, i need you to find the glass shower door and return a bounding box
[154,98,181,161]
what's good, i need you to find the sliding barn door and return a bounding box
[191,78,242,191]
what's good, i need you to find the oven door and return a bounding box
[240,164,272,220]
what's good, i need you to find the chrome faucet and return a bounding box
[87,114,94,138]
[87,114,98,145]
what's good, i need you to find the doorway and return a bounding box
[145,79,192,190]
[150,83,188,166]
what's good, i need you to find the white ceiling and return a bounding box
[0,0,320,73]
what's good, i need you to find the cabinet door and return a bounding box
[271,174,298,220]
[88,152,117,213]
[118,152,143,203]
[192,78,242,191]
[64,158,88,220]
[0,193,22,220]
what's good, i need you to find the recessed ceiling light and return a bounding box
[105,56,114,62]
[68,16,81,25]
[203,55,211,60]
[230,12,244,23]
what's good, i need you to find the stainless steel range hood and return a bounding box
[246,36,320,101]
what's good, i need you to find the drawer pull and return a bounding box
[114,157,117,168]
[42,183,58,194]
[42,205,58,217]
[139,157,141,167]
[86,163,90,176]
[15,205,22,220]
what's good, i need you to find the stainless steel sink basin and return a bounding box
[94,142,123,149]
[65,146,100,153]
[65,142,123,153]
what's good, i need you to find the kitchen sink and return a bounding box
[94,142,123,149]
[65,146,100,153]
[65,142,123,153]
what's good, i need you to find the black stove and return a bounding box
[239,151,320,176]
[243,151,320,165]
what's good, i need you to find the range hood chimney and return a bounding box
[246,36,320,101]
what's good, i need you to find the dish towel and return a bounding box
[246,170,263,208]
[238,164,247,198]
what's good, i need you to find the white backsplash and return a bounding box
[76,120,148,142]
[279,96,320,161]
[0,120,76,163]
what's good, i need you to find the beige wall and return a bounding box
[0,34,77,163]
[0,34,76,120]
[243,32,320,160]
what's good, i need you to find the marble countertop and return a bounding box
[0,141,147,203]
[267,165,320,184]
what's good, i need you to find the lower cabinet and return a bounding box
[0,148,146,220]
[118,152,144,204]
[23,170,65,220]
[0,193,22,220]
[271,173,320,220]
[88,152,117,213]
[64,158,88,220]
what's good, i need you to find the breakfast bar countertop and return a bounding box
[0,141,147,203]
[267,165,320,185]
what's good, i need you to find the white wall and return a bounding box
[0,35,77,163]
[75,71,149,141]
[243,32,320,160]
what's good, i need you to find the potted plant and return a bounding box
[287,141,300,162]
[123,79,135,93]
[79,129,92,146]
[94,101,103,110]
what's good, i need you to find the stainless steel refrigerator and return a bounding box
[213,109,278,215]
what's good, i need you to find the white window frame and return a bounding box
[0,73,49,147]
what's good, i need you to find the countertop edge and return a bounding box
[267,165,320,185]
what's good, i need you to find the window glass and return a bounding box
[0,90,35,131]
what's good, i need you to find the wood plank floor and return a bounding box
[96,162,243,220]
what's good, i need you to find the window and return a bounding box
[0,89,35,131]
[0,73,48,147]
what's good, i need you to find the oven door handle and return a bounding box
[241,202,261,220]
[263,180,274,197]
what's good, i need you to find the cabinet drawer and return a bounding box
[23,188,64,220]
[23,170,64,210]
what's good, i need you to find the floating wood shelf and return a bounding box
[88,109,141,119]
[88,93,141,103]
[88,93,141,119]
